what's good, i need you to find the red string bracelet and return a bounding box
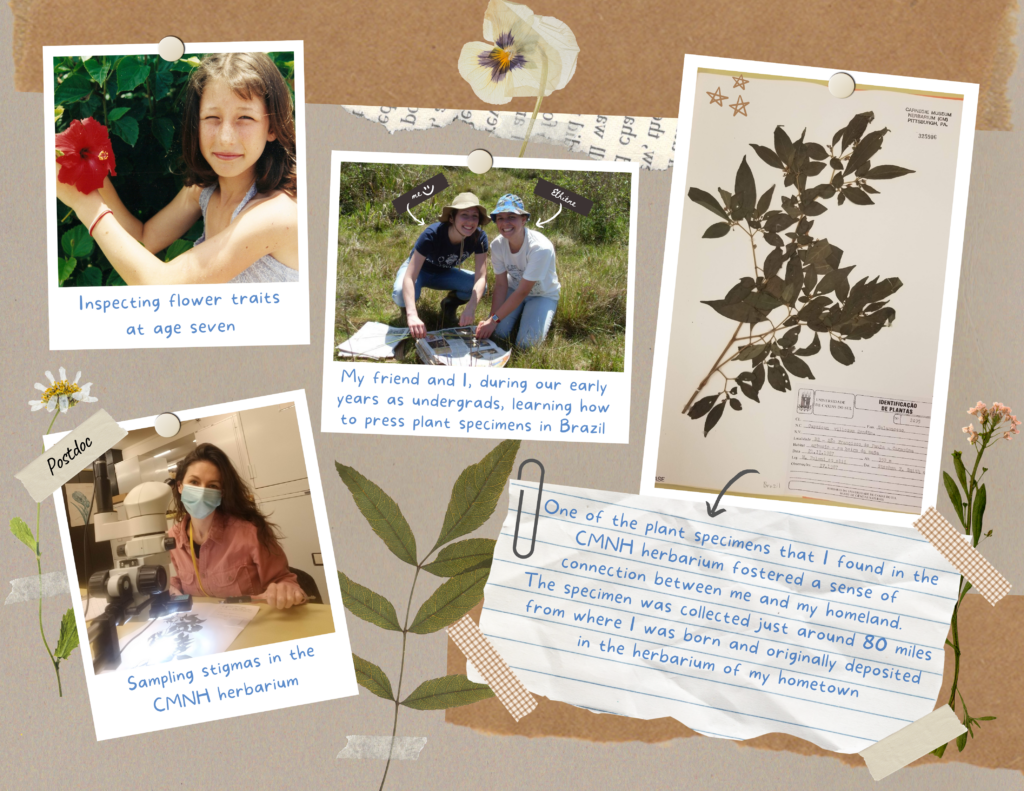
[89,209,113,237]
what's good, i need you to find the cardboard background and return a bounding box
[3,2,1023,788]
[10,0,1019,130]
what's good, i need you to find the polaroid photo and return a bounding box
[641,56,979,527]
[321,151,639,443]
[49,391,357,740]
[44,41,309,350]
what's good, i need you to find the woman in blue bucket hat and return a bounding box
[476,193,560,349]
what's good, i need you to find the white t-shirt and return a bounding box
[490,228,561,301]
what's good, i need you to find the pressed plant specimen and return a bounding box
[683,111,914,436]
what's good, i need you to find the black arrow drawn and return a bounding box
[706,469,759,517]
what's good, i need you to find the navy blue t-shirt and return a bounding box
[412,222,489,274]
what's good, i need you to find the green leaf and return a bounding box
[956,731,968,752]
[111,115,139,147]
[829,338,855,365]
[54,72,93,105]
[352,653,394,700]
[10,517,37,553]
[154,65,174,100]
[942,472,965,526]
[116,57,149,94]
[152,117,175,151]
[54,608,80,660]
[58,257,77,284]
[408,567,490,634]
[704,401,725,436]
[932,743,948,758]
[734,156,756,218]
[337,571,402,631]
[54,105,65,123]
[687,188,729,221]
[703,222,731,239]
[423,538,496,577]
[401,674,494,710]
[61,224,94,258]
[863,165,914,180]
[781,354,814,379]
[336,463,417,565]
[952,450,968,493]
[750,144,782,169]
[76,266,103,288]
[971,483,986,546]
[106,106,130,122]
[105,269,127,287]
[164,238,193,262]
[433,439,520,551]
[687,394,718,419]
[82,56,110,85]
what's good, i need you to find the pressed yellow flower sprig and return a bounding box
[458,0,579,157]
[10,367,98,696]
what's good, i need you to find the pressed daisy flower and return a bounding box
[28,367,98,413]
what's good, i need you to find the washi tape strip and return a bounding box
[859,705,966,781]
[15,409,127,503]
[448,614,537,722]
[913,507,1011,605]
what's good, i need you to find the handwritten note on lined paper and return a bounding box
[476,482,958,753]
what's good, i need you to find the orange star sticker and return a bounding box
[707,87,728,107]
[729,96,750,117]
[732,74,749,89]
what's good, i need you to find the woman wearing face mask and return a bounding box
[166,443,305,609]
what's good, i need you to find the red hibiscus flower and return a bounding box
[55,118,117,194]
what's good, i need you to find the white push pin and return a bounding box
[467,149,493,174]
[154,412,182,438]
[158,36,185,63]
[828,72,856,99]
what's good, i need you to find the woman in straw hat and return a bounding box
[392,192,490,339]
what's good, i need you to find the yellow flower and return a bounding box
[458,0,579,105]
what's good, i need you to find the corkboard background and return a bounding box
[8,0,1020,130]
[3,1,1024,789]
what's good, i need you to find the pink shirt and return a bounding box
[168,511,300,598]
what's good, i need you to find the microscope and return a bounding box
[86,458,192,673]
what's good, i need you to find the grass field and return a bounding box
[334,163,632,372]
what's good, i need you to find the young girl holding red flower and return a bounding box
[55,52,299,285]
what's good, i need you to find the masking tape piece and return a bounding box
[447,614,537,722]
[859,705,967,781]
[913,507,1012,605]
[15,409,127,503]
[336,736,427,760]
[5,571,70,604]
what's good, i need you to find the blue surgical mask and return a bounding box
[180,485,222,520]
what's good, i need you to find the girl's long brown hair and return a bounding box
[181,52,298,197]
[171,443,284,553]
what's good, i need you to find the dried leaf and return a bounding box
[734,156,757,219]
[401,674,494,710]
[336,463,417,565]
[795,333,821,357]
[434,440,520,550]
[353,654,395,700]
[829,338,856,365]
[704,402,726,436]
[774,126,794,166]
[338,571,402,631]
[766,361,791,392]
[703,222,732,239]
[423,538,496,577]
[409,567,491,634]
[687,394,719,419]
[781,354,814,379]
[750,144,783,169]
[54,608,79,661]
[843,187,874,205]
[942,472,965,525]
[863,164,915,180]
[729,398,742,411]
[737,343,767,361]
[756,185,775,216]
[688,187,729,220]
[971,483,986,546]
